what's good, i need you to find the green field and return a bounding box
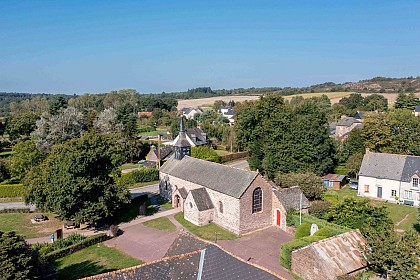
[0,212,63,238]
[55,244,142,279]
[174,212,237,241]
[283,91,353,101]
[143,217,176,232]
[333,186,418,232]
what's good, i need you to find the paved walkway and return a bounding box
[119,208,180,229]
[218,227,294,280]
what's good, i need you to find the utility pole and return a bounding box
[158,134,161,169]
[299,192,302,225]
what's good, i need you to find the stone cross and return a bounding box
[310,224,319,236]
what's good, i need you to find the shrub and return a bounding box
[115,168,159,186]
[313,227,333,238]
[0,207,30,213]
[0,184,24,198]
[280,239,310,269]
[287,212,349,236]
[294,223,311,239]
[191,146,221,163]
[32,233,87,255]
[309,200,332,219]
[301,235,327,243]
[322,189,339,203]
[286,209,298,226]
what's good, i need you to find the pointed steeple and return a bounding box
[174,116,191,160]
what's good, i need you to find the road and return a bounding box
[0,160,249,210]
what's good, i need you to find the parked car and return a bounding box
[349,181,358,190]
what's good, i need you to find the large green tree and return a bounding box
[0,231,40,280]
[235,95,335,178]
[9,140,45,179]
[6,112,39,141]
[275,172,325,200]
[24,133,131,224]
[394,92,420,110]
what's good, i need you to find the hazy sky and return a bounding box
[1,0,419,94]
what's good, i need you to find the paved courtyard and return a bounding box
[218,227,294,280]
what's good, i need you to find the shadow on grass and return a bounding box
[56,260,111,280]
[414,224,420,233]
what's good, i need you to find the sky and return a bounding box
[0,0,419,94]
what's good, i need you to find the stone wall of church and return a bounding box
[206,189,241,235]
[159,172,203,202]
[184,194,213,226]
[239,175,273,234]
[272,195,287,230]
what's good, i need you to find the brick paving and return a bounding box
[218,227,295,280]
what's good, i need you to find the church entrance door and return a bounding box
[276,210,281,227]
[174,195,180,208]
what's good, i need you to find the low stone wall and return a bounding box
[219,152,249,163]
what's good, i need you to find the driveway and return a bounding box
[218,227,294,280]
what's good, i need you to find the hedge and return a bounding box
[294,223,311,239]
[313,227,333,238]
[280,239,310,269]
[0,184,24,198]
[219,152,248,163]
[116,168,159,186]
[287,213,349,236]
[0,207,30,213]
[42,233,110,262]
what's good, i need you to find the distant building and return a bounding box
[172,127,210,147]
[181,107,203,119]
[219,105,235,124]
[335,116,362,138]
[414,106,420,117]
[147,145,175,162]
[291,230,367,280]
[138,111,153,118]
[358,150,420,206]
[322,174,347,190]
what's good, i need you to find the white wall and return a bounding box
[206,188,241,234]
[358,176,400,202]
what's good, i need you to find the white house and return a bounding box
[219,105,235,124]
[358,150,420,206]
[181,107,203,120]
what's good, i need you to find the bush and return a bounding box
[191,146,221,163]
[322,189,339,203]
[309,200,332,219]
[42,233,109,262]
[313,227,333,238]
[294,223,311,239]
[32,233,87,255]
[280,239,310,269]
[0,184,24,198]
[287,212,349,236]
[301,235,327,243]
[0,208,30,213]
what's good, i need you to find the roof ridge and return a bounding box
[184,155,259,175]
[368,151,420,159]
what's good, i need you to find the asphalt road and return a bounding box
[0,160,249,210]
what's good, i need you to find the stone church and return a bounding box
[159,117,307,235]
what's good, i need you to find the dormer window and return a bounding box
[413,178,419,188]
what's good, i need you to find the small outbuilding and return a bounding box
[291,230,367,280]
[322,173,347,190]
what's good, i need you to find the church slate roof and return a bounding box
[273,186,310,211]
[151,146,174,160]
[177,187,188,199]
[160,156,258,199]
[186,127,209,146]
[190,188,214,211]
[358,151,420,182]
[86,232,280,280]
[336,117,361,127]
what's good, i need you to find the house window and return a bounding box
[164,181,168,190]
[391,190,397,197]
[364,185,369,193]
[252,188,262,213]
[413,178,419,188]
[404,190,413,199]
[219,201,223,213]
[189,202,193,208]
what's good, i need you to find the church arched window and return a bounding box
[252,188,262,213]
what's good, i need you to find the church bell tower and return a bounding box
[174,116,191,160]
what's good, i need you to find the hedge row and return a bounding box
[219,152,249,163]
[116,168,159,186]
[287,213,349,236]
[0,184,24,198]
[0,208,30,213]
[280,235,327,269]
[43,233,109,262]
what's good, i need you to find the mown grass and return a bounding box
[120,163,138,170]
[143,217,176,232]
[127,180,159,190]
[333,186,418,232]
[55,243,142,280]
[0,212,63,238]
[174,212,237,241]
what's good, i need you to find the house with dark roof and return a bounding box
[358,149,420,205]
[84,232,281,280]
[414,106,420,117]
[159,117,308,235]
[181,107,203,119]
[335,116,362,138]
[291,230,367,280]
[219,105,235,124]
[147,145,175,162]
[172,127,210,147]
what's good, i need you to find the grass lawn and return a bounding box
[120,163,138,170]
[127,180,160,189]
[215,149,232,156]
[143,217,176,232]
[333,186,418,232]
[0,212,63,238]
[55,243,142,280]
[174,212,237,241]
[138,130,160,137]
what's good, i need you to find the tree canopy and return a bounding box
[24,133,131,224]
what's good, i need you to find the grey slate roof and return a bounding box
[178,187,188,199]
[140,160,157,169]
[160,156,258,198]
[190,188,214,211]
[87,232,280,280]
[336,117,361,127]
[354,111,366,120]
[186,128,209,146]
[151,146,174,160]
[358,151,420,182]
[416,106,420,113]
[273,186,310,211]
